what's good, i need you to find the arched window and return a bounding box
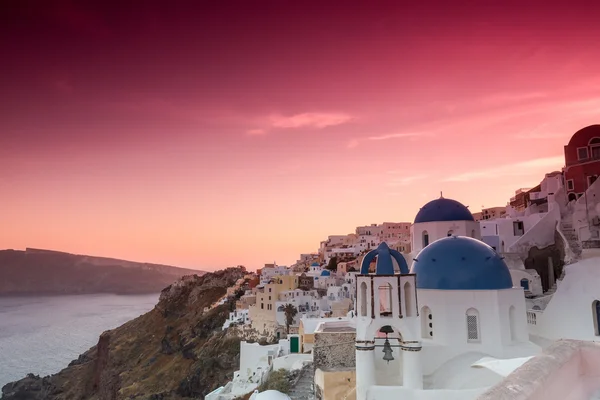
[422,231,429,248]
[421,306,432,338]
[379,283,393,317]
[447,230,454,237]
[568,192,577,202]
[471,229,476,238]
[593,300,600,336]
[360,282,367,317]
[466,308,480,343]
[404,281,414,317]
[509,305,517,341]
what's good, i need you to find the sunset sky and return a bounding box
[1,1,599,270]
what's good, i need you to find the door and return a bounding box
[290,336,299,353]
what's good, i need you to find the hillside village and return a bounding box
[210,125,600,400]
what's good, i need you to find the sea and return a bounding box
[0,293,159,389]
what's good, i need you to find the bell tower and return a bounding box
[355,242,423,400]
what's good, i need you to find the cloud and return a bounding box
[246,129,267,136]
[268,112,353,129]
[444,156,564,182]
[480,92,547,106]
[347,131,430,148]
[387,174,429,187]
[513,126,569,140]
[368,132,428,141]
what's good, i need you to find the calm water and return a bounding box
[0,293,158,389]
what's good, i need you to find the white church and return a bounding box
[250,180,600,399]
[351,194,600,399]
[351,205,540,400]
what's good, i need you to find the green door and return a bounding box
[290,336,299,353]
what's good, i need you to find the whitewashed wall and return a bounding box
[417,289,538,375]
[532,258,600,342]
[411,220,480,254]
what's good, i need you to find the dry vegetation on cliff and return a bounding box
[1,267,250,400]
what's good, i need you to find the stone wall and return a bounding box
[314,368,356,400]
[313,331,356,370]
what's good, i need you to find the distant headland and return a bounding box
[0,248,205,296]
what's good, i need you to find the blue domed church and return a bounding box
[350,199,540,400]
[410,195,481,255]
[409,235,539,387]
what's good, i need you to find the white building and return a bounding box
[314,270,342,290]
[412,236,540,381]
[222,309,251,330]
[208,339,311,400]
[341,237,540,400]
[410,195,481,255]
[275,289,325,327]
[260,265,290,284]
[356,234,381,252]
[526,249,600,344]
[306,262,323,277]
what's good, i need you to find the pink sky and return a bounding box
[1,1,599,270]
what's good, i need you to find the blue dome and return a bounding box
[311,262,320,267]
[320,270,331,276]
[414,197,474,223]
[360,242,409,275]
[410,236,513,290]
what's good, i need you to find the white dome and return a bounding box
[250,390,291,400]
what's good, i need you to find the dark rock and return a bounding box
[1,267,250,400]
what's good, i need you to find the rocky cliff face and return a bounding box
[1,267,249,400]
[0,248,204,295]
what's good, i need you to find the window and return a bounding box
[447,230,454,237]
[360,282,368,317]
[379,283,393,317]
[404,281,414,317]
[421,306,432,338]
[578,147,589,160]
[422,231,429,248]
[470,229,476,238]
[567,179,574,191]
[594,300,600,336]
[568,192,577,202]
[588,175,598,188]
[520,278,529,291]
[513,221,524,236]
[466,308,480,342]
[593,147,600,159]
[261,303,264,309]
[509,305,517,341]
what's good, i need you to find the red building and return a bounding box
[564,125,600,201]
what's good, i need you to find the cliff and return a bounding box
[0,248,205,295]
[1,267,249,400]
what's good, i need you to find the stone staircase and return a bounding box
[559,220,582,263]
[288,363,315,400]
